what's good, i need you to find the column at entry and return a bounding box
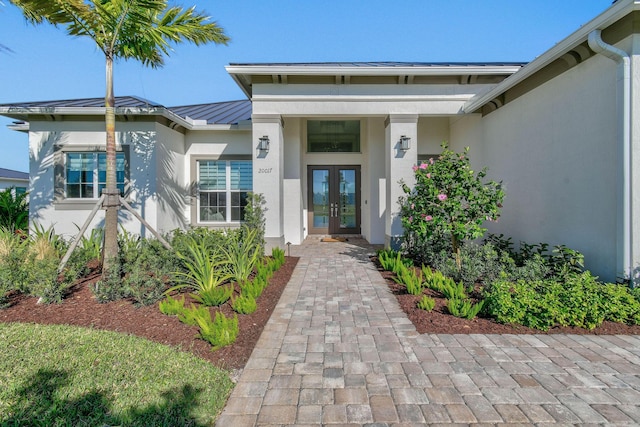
[308,165,360,235]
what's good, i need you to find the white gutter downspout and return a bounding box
[588,29,633,284]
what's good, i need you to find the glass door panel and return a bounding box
[312,169,330,229]
[338,169,357,229]
[308,165,360,235]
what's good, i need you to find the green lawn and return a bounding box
[0,323,234,426]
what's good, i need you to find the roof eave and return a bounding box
[464,0,640,113]
[0,106,194,130]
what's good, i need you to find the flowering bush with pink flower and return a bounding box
[399,142,505,267]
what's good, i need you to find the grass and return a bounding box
[0,323,234,426]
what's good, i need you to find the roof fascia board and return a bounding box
[464,0,640,113]
[225,65,522,77]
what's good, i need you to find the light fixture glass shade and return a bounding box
[258,136,270,151]
[400,135,411,151]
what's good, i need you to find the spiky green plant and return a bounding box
[169,236,231,294]
[417,295,436,311]
[446,298,484,320]
[220,226,261,284]
[231,293,257,315]
[191,285,234,307]
[158,294,186,316]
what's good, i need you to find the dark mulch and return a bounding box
[0,257,298,371]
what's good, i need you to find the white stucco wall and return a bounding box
[28,120,167,239]
[453,54,619,281]
[155,124,187,234]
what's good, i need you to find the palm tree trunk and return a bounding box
[103,55,119,271]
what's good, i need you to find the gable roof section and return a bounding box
[0,168,28,180]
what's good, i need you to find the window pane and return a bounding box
[199,161,226,191]
[97,153,126,196]
[308,120,360,152]
[230,161,252,190]
[66,153,94,198]
[199,191,226,222]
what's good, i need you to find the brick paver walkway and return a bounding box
[216,237,640,426]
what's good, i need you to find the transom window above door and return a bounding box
[307,120,360,153]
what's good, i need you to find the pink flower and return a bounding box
[412,165,418,172]
[419,163,428,170]
[408,216,413,222]
[437,194,447,201]
[429,158,434,164]
[425,215,433,221]
[411,203,415,209]
[426,173,431,179]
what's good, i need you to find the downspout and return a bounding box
[587,29,633,284]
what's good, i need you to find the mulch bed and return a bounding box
[0,257,298,371]
[3,254,639,375]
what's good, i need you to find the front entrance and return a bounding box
[308,165,361,235]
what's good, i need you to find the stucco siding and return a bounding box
[155,124,187,234]
[474,54,618,281]
[27,120,161,239]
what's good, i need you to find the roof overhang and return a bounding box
[0,106,247,132]
[464,0,640,114]
[226,63,524,99]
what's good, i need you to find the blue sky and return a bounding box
[0,0,613,172]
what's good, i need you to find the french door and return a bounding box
[308,165,361,235]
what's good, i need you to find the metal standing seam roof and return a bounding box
[0,96,252,125]
[169,100,252,125]
[0,168,28,180]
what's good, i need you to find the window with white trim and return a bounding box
[65,152,126,198]
[197,160,252,222]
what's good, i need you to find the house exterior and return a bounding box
[1,0,640,283]
[0,168,28,195]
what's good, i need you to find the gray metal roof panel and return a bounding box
[0,96,162,108]
[169,100,252,125]
[0,168,28,180]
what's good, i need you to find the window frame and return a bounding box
[306,119,361,153]
[190,155,252,226]
[54,144,130,210]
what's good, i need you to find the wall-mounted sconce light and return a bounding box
[399,135,411,151]
[258,135,270,152]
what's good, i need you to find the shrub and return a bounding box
[231,294,257,314]
[417,295,436,311]
[271,247,285,269]
[0,187,28,233]
[177,304,211,327]
[75,226,103,261]
[198,311,239,350]
[158,294,186,316]
[393,267,424,296]
[446,297,484,320]
[243,192,267,257]
[484,272,640,331]
[220,226,261,284]
[92,260,126,303]
[192,284,234,307]
[170,235,231,294]
[431,242,514,287]
[377,249,412,274]
[240,279,265,300]
[399,142,505,268]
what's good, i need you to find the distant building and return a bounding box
[0,167,28,195]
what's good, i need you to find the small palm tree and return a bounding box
[9,0,229,270]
